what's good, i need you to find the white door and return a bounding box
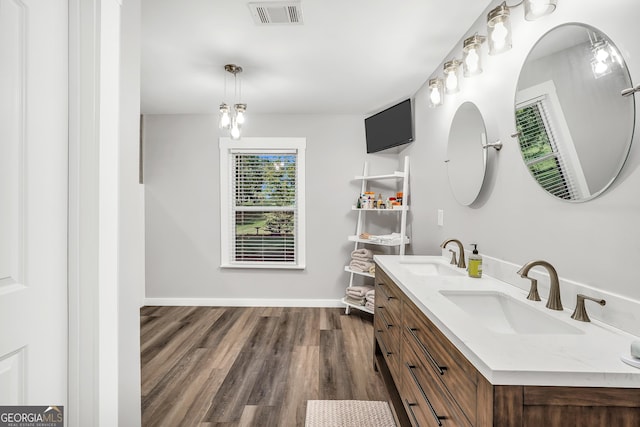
[0,0,68,406]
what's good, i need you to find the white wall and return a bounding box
[401,0,640,305]
[144,0,640,317]
[144,114,397,302]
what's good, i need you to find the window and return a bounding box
[220,138,306,269]
[516,81,589,200]
[516,99,574,199]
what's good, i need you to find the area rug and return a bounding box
[305,400,396,427]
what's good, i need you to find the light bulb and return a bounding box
[427,78,443,107]
[465,48,480,74]
[524,0,556,20]
[445,72,458,92]
[429,87,441,105]
[595,46,610,62]
[219,104,230,129]
[528,0,547,17]
[491,21,508,51]
[230,118,240,139]
[594,61,608,76]
[236,110,245,125]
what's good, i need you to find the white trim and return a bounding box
[516,80,590,199]
[144,298,344,308]
[68,0,125,425]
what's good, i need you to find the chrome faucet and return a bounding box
[440,239,466,269]
[516,260,563,311]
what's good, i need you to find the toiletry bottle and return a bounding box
[377,193,384,209]
[468,244,482,278]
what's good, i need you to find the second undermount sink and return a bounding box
[439,290,583,335]
[398,260,464,277]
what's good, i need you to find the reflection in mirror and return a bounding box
[447,102,487,206]
[515,23,635,202]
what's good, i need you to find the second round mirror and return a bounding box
[447,102,487,206]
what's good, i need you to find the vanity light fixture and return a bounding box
[443,60,461,93]
[462,34,486,77]
[523,0,557,21]
[218,64,247,140]
[589,34,623,79]
[428,78,444,107]
[487,2,512,55]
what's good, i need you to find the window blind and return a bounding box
[515,98,578,200]
[230,151,298,264]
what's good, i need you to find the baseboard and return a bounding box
[143,297,345,308]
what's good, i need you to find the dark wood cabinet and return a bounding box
[374,266,640,427]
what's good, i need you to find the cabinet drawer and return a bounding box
[403,300,477,425]
[375,305,401,381]
[401,334,472,427]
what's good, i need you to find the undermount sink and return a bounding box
[439,290,583,335]
[398,260,464,277]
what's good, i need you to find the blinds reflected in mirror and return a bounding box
[515,97,577,200]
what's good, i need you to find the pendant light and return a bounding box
[218,64,247,140]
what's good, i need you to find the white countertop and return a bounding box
[375,255,640,388]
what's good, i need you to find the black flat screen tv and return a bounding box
[365,98,414,153]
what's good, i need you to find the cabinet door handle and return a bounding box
[406,363,445,427]
[407,326,446,376]
[379,310,393,330]
[404,399,421,427]
[377,334,392,356]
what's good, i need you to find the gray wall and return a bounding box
[144,114,397,301]
[401,0,640,303]
[144,0,640,306]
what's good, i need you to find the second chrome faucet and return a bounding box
[517,260,563,311]
[440,239,466,269]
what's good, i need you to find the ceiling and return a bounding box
[141,0,494,116]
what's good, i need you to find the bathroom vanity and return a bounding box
[373,256,640,427]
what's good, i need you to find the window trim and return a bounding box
[516,80,590,199]
[219,137,306,269]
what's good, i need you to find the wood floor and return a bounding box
[141,306,390,426]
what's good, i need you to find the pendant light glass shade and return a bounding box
[443,60,461,94]
[524,0,557,20]
[487,2,512,55]
[219,103,231,129]
[428,78,444,107]
[462,34,486,77]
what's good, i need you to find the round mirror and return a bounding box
[515,23,635,202]
[447,102,487,206]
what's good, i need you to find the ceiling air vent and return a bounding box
[248,1,304,25]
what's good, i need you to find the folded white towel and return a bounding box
[365,300,375,310]
[365,289,375,298]
[367,232,402,245]
[349,259,374,272]
[346,285,374,298]
[351,248,374,260]
[344,296,365,306]
[365,291,375,303]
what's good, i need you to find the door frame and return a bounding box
[67,0,128,425]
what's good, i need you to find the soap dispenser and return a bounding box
[468,244,482,278]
